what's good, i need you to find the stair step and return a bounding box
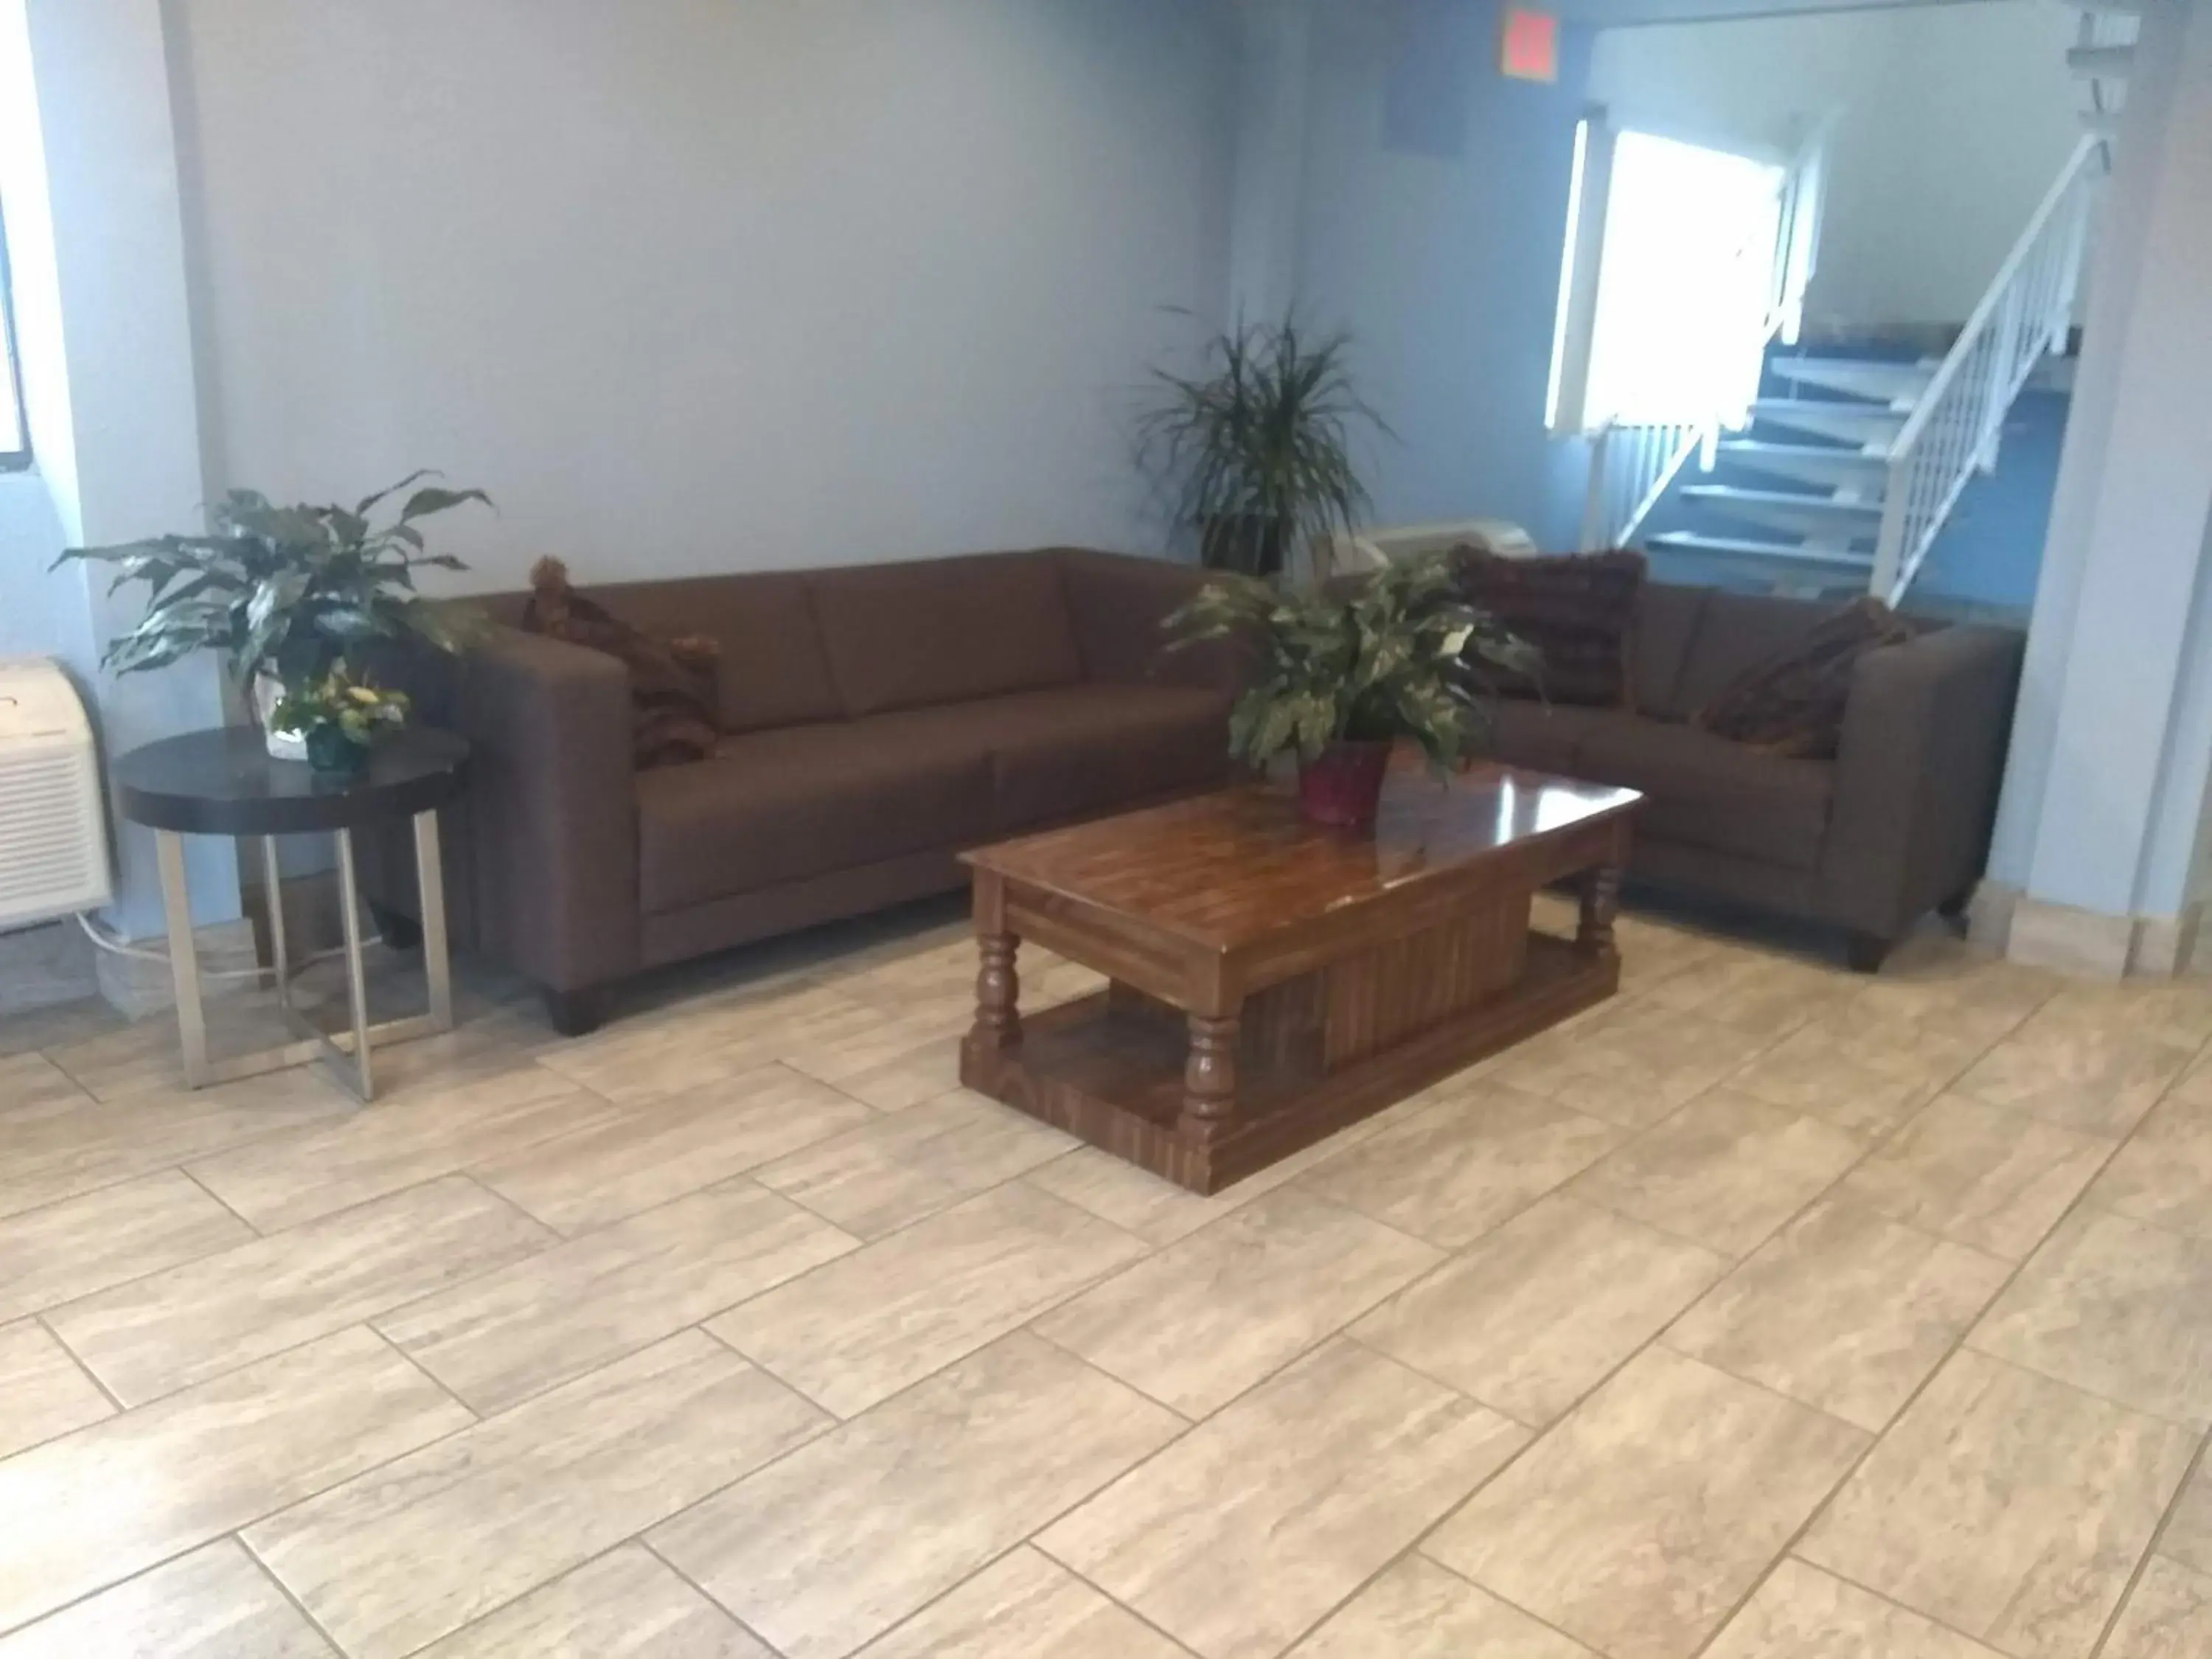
[1717,441,1888,490]
[2062,0,2141,14]
[2069,43,2135,77]
[1749,399,1907,448]
[1767,356,1937,406]
[1684,485,1883,540]
[1647,532,1875,571]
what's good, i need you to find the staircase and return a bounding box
[1587,1,2137,608]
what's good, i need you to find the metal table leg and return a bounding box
[331,828,376,1098]
[262,835,290,1008]
[159,809,459,1101]
[156,830,211,1087]
[414,808,454,1033]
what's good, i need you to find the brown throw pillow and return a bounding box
[521,557,721,768]
[1453,548,1646,707]
[1693,597,1916,759]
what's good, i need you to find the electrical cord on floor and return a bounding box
[75,911,382,983]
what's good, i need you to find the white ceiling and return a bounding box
[1553,0,2026,24]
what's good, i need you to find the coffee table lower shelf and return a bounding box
[961,931,1617,1195]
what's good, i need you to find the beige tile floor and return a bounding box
[4,895,2212,1658]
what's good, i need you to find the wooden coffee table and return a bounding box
[959,758,1641,1194]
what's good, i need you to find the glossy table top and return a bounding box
[964,760,1641,949]
[114,726,470,835]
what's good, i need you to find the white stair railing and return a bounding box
[1871,134,2103,604]
[1579,307,1787,553]
[1579,419,1703,552]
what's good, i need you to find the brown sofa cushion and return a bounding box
[1057,548,1204,684]
[512,571,844,735]
[865,683,1232,833]
[1694,597,1916,759]
[521,558,720,767]
[1630,583,1711,720]
[1669,591,1851,717]
[1478,700,1621,776]
[1455,549,1646,707]
[1571,714,1834,872]
[810,552,1084,717]
[636,720,994,914]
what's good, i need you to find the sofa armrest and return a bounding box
[1821,623,2025,939]
[1057,549,1243,693]
[450,626,642,995]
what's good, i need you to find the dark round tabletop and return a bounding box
[114,726,470,835]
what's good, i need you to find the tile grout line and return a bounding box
[632,1534,796,1658]
[231,1529,353,1659]
[32,1180,567,1415]
[2089,1435,2212,1659]
[1380,970,2107,1656]
[0,1324,485,1647]
[177,1161,273,1239]
[1670,1037,2178,1659]
[32,1306,125,1414]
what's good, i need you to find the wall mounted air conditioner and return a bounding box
[0,657,111,930]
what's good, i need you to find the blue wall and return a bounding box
[1294,0,1595,551]
[1907,386,2067,617]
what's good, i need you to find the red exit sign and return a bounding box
[1500,6,1559,84]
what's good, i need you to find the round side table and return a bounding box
[113,726,470,1101]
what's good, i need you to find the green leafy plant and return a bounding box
[56,472,490,686]
[1137,314,1386,578]
[1164,551,1537,773]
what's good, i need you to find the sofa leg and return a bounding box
[1845,931,1891,975]
[543,984,613,1037]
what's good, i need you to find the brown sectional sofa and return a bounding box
[369,549,2023,1033]
[1481,581,2025,970]
[366,549,1234,1032]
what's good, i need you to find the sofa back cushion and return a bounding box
[1057,547,1195,683]
[1455,549,1646,707]
[493,571,844,735]
[1631,583,1711,720]
[809,551,1085,717]
[1667,590,1847,721]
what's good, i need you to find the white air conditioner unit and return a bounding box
[0,657,111,930]
[1328,518,1540,574]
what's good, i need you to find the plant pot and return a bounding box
[1200,514,1291,579]
[1297,740,1391,827]
[304,726,369,778]
[253,672,308,762]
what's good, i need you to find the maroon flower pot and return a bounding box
[1296,740,1391,827]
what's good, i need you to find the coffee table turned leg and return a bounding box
[1180,1012,1241,1141]
[1579,863,1623,957]
[973,931,1022,1054]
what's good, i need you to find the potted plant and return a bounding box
[269,663,411,776]
[1165,550,1535,827]
[57,473,489,759]
[1137,314,1385,580]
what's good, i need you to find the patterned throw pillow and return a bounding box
[1693,596,1916,759]
[521,557,722,768]
[1453,547,1646,708]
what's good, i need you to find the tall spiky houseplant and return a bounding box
[1138,316,1386,580]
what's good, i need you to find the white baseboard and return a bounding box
[1986,884,2206,981]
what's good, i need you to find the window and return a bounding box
[1,195,27,469]
[1548,116,1818,437]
